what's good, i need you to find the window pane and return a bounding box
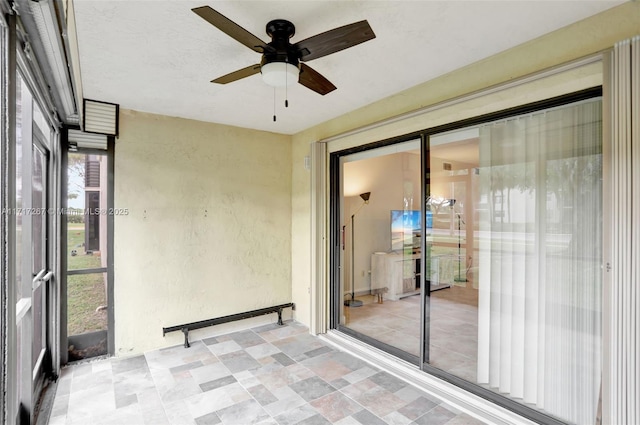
[67,153,108,270]
[67,272,108,361]
[67,272,107,336]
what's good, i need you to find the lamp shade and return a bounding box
[261,62,299,87]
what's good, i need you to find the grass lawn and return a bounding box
[68,223,102,269]
[67,223,107,336]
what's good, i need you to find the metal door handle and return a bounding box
[32,269,53,289]
[32,269,47,285]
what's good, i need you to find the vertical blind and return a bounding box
[477,98,602,424]
[609,35,640,425]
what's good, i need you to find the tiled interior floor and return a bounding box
[346,283,479,382]
[48,321,485,425]
[345,295,422,355]
[429,284,479,382]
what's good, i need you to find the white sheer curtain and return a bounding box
[477,99,602,424]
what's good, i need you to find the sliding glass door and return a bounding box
[331,93,603,425]
[336,139,423,362]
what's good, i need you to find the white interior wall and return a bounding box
[344,152,421,294]
[113,109,292,355]
[430,156,476,200]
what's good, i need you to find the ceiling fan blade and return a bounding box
[192,6,268,53]
[212,64,261,84]
[298,63,336,95]
[294,20,375,62]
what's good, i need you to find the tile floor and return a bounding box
[47,321,485,425]
[346,283,479,382]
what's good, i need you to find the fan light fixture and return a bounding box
[261,62,299,87]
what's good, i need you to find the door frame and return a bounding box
[30,129,54,406]
[326,87,603,425]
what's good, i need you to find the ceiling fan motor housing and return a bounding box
[263,19,300,68]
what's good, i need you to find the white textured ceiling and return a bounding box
[72,0,624,135]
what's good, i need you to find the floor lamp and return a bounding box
[454,210,468,283]
[345,192,371,307]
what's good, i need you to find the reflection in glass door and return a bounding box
[428,177,471,289]
[337,140,423,361]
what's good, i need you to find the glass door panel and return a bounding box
[427,134,478,379]
[425,98,603,424]
[338,140,422,360]
[428,178,470,289]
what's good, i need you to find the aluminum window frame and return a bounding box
[59,131,115,365]
[2,9,64,422]
[1,9,16,425]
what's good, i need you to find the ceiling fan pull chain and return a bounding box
[273,87,277,122]
[285,62,289,108]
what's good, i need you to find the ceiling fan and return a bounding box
[192,6,376,96]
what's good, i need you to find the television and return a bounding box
[391,210,430,251]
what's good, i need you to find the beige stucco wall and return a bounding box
[290,1,640,328]
[114,110,292,355]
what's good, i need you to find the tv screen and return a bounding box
[391,210,423,251]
